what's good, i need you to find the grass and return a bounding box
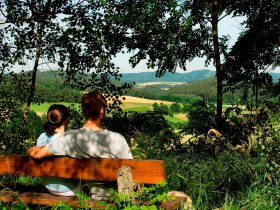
[123,107,151,112]
[164,149,280,210]
[31,96,172,113]
[6,98,280,210]
[31,102,80,114]
[31,97,244,128]
[31,97,239,115]
[165,115,186,124]
[31,100,187,130]
[119,96,173,112]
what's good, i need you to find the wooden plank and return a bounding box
[0,155,166,184]
[0,190,185,209]
[0,190,107,208]
[0,183,186,209]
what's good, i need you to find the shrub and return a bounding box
[103,110,182,152]
[67,104,84,130]
[0,109,43,155]
[254,126,280,179]
[153,102,172,116]
[182,100,216,136]
[169,102,182,113]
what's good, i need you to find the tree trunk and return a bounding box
[23,30,42,125]
[211,0,223,127]
[255,68,259,111]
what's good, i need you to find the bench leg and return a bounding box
[117,166,133,197]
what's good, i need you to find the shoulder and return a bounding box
[37,132,56,146]
[104,130,133,159]
[104,129,128,145]
[105,129,125,139]
[37,132,48,139]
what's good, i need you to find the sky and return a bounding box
[5,13,279,74]
[113,15,245,74]
[113,15,280,74]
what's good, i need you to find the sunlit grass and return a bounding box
[31,102,80,114]
[165,115,185,124]
[31,97,244,127]
[123,107,150,112]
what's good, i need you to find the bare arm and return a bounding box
[27,146,53,159]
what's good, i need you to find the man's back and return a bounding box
[47,127,133,159]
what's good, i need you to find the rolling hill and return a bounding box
[33,69,216,89]
[35,69,280,85]
[120,69,216,83]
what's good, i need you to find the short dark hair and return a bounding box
[81,90,107,120]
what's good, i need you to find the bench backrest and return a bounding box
[0,155,166,184]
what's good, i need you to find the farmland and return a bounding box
[30,96,187,122]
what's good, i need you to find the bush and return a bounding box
[67,104,84,130]
[254,126,280,179]
[182,100,216,136]
[0,109,43,155]
[169,102,181,113]
[103,110,182,149]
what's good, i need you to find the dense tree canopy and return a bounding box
[223,0,280,110]
[105,0,237,126]
[0,0,279,126]
[0,0,132,123]
[109,0,279,126]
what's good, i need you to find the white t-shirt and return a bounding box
[47,127,133,159]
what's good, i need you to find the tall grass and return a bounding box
[163,150,279,210]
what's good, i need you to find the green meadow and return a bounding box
[30,97,237,124]
[31,102,80,114]
[30,96,173,115]
[30,96,187,124]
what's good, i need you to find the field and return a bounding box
[31,96,187,122]
[31,102,80,116]
[31,96,173,113]
[119,96,173,109]
[121,96,186,121]
[31,96,245,123]
[137,81,186,87]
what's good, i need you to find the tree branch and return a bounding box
[218,14,227,22]
[72,0,88,7]
[0,44,17,49]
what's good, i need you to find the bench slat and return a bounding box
[0,190,186,209]
[0,190,106,208]
[0,183,186,209]
[0,155,166,184]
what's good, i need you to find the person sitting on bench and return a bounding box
[27,90,133,200]
[36,104,79,196]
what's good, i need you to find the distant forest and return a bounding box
[34,70,280,105]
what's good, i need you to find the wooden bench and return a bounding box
[0,155,187,209]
